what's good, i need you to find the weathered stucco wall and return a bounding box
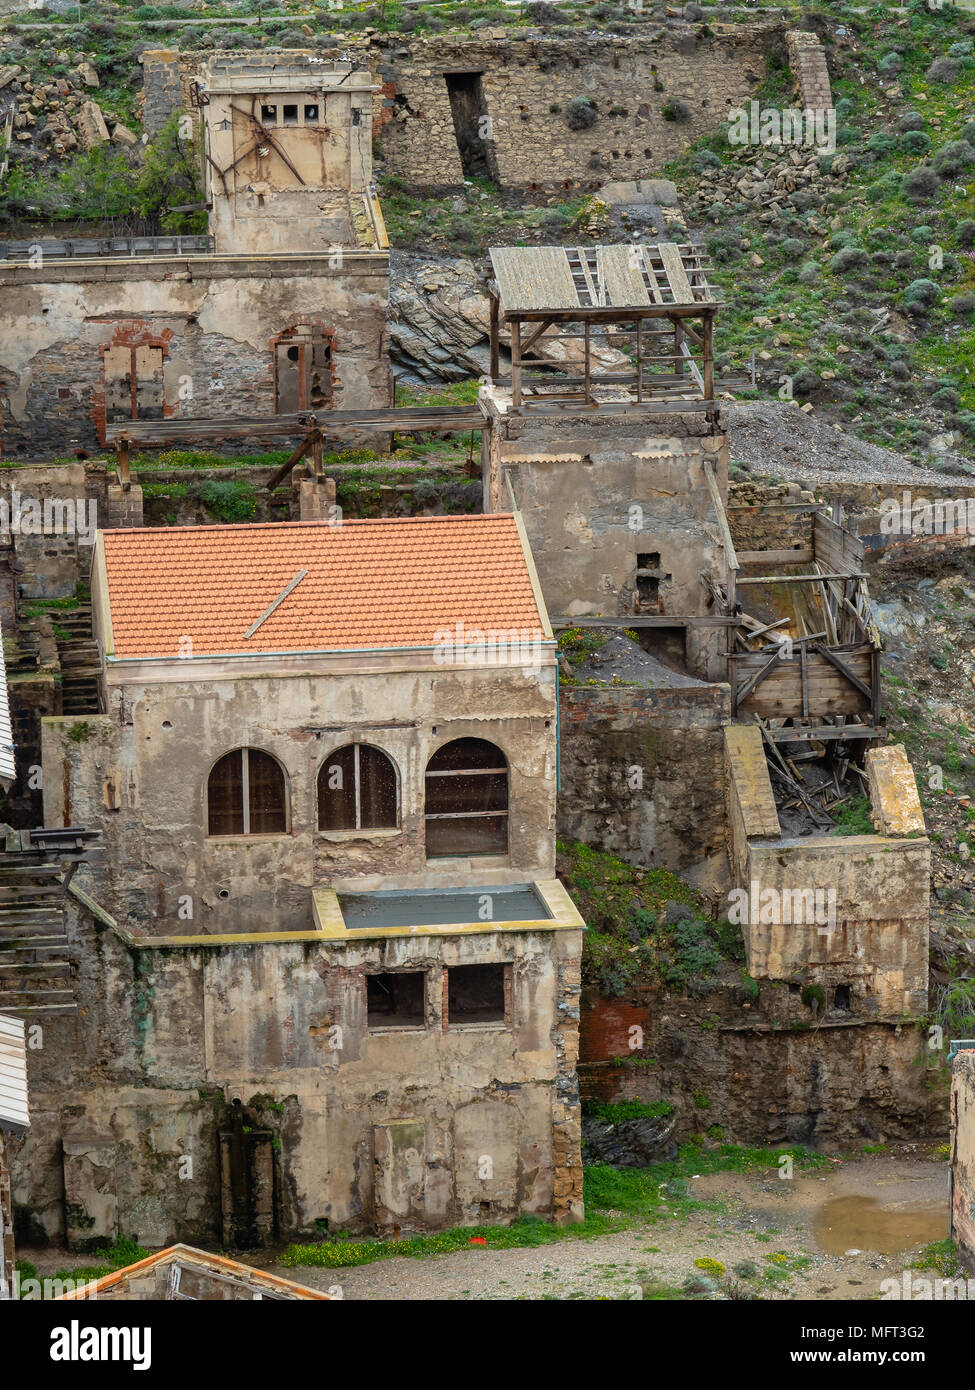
[952,1049,975,1272]
[482,395,731,679]
[725,726,930,1019]
[558,682,731,876]
[11,908,583,1245]
[41,655,558,936]
[0,255,389,456]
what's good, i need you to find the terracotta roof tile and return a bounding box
[101,515,546,659]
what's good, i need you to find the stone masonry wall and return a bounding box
[559,682,731,876]
[786,29,832,112]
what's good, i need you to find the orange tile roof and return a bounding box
[101,515,547,659]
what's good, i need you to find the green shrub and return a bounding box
[198,480,257,523]
[934,140,975,178]
[901,130,932,155]
[866,131,897,154]
[830,245,869,273]
[903,166,940,201]
[566,97,598,130]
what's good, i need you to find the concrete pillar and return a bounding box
[298,476,337,523]
[106,485,143,528]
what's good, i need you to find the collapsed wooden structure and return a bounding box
[727,508,883,747]
[487,242,750,411]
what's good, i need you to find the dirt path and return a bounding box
[259,1154,949,1301]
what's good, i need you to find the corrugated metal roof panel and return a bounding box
[0,621,14,789]
[0,1014,29,1135]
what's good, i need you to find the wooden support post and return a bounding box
[673,318,683,376]
[511,319,522,408]
[583,319,591,404]
[310,430,324,481]
[636,318,643,403]
[703,313,714,402]
[116,437,130,489]
[489,293,500,382]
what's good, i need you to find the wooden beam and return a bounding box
[115,437,130,489]
[735,647,783,707]
[510,319,522,409]
[737,572,866,585]
[810,643,874,703]
[489,292,500,381]
[265,434,313,492]
[520,317,555,356]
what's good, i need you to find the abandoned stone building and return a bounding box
[9,512,584,1247]
[476,241,930,1140]
[142,23,789,191]
[0,51,390,458]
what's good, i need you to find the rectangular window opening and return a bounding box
[367,971,426,1029]
[304,104,320,123]
[261,105,277,124]
[448,963,506,1026]
[282,104,299,126]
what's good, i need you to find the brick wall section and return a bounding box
[786,30,832,111]
[559,683,731,872]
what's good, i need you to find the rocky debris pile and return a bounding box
[0,58,138,163]
[561,630,710,689]
[691,145,853,225]
[389,249,629,383]
[725,400,975,488]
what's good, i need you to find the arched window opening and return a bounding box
[319,744,397,832]
[425,738,508,858]
[208,748,287,836]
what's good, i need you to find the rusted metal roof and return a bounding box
[0,1014,28,1136]
[490,243,716,313]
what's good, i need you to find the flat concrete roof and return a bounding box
[338,883,552,931]
[314,877,584,940]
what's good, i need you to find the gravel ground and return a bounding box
[254,1153,949,1302]
[725,400,975,488]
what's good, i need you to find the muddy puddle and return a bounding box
[814,1195,947,1255]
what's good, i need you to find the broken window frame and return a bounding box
[366,970,428,1031]
[445,962,510,1030]
[103,342,166,425]
[318,743,398,834]
[207,747,289,837]
[273,326,333,414]
[424,738,509,859]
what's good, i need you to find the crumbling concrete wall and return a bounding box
[952,1049,975,1272]
[12,905,583,1245]
[41,655,558,936]
[199,55,377,255]
[558,682,731,876]
[0,255,389,457]
[481,393,731,679]
[724,725,930,1019]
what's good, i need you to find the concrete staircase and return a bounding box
[54,604,101,716]
[0,827,101,1016]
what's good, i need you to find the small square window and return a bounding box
[283,104,299,126]
[261,104,277,125]
[448,964,506,1027]
[367,971,426,1029]
[304,104,320,123]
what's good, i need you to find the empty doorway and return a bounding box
[445,72,493,180]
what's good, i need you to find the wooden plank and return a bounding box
[736,648,783,706]
[703,461,739,572]
[597,245,650,307]
[738,549,815,566]
[737,572,866,585]
[657,242,695,304]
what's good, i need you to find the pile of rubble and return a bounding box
[0,58,139,163]
[690,145,853,224]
